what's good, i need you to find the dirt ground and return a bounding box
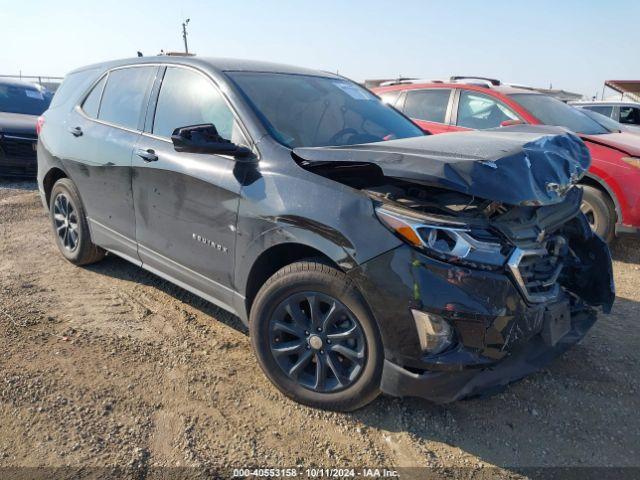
[1,179,639,479]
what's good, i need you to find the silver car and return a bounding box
[570,100,640,133]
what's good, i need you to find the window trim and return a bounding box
[79,72,108,119]
[75,63,162,135]
[141,64,254,150]
[452,88,523,128]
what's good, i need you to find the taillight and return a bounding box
[36,116,45,136]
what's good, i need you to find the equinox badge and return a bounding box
[192,233,228,253]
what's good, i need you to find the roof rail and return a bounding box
[450,76,501,86]
[379,77,419,87]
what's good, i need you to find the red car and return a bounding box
[373,78,640,241]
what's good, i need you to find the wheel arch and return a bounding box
[243,242,340,320]
[42,167,69,207]
[580,173,620,223]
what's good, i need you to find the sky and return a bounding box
[1,0,638,98]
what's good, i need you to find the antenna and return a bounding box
[182,18,191,54]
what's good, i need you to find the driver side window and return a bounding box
[456,90,519,129]
[152,67,247,145]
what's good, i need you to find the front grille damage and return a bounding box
[297,153,614,313]
[508,239,565,303]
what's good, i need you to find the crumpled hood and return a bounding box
[293,125,591,206]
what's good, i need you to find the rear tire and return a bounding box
[580,185,615,242]
[250,260,383,412]
[49,178,105,266]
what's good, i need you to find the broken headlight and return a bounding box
[375,206,509,269]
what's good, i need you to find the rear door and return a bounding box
[64,65,158,262]
[132,65,250,312]
[401,88,453,134]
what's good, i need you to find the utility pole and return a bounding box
[182,18,190,54]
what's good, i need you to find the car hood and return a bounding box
[581,132,640,157]
[0,111,38,135]
[293,125,590,206]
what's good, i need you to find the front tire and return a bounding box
[49,178,105,266]
[250,260,383,411]
[581,185,615,242]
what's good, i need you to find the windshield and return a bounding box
[0,83,52,115]
[509,93,608,135]
[227,72,423,148]
[579,108,623,133]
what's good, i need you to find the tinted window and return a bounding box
[81,76,106,118]
[585,105,613,117]
[98,67,156,129]
[0,82,51,115]
[378,90,402,107]
[579,108,624,132]
[619,106,640,125]
[457,91,519,129]
[228,72,423,148]
[510,93,608,135]
[403,89,451,123]
[153,67,243,143]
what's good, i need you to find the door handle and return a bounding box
[136,148,158,162]
[68,126,83,137]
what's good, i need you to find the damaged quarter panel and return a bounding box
[233,138,403,316]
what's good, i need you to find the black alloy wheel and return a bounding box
[52,192,79,252]
[49,178,105,266]
[250,260,383,411]
[268,292,366,393]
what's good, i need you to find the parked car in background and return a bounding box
[37,57,613,411]
[0,79,52,177]
[569,101,640,133]
[577,107,640,136]
[374,78,640,241]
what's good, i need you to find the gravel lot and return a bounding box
[1,180,638,479]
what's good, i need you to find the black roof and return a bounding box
[70,56,340,79]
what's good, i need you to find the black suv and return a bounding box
[0,79,52,177]
[38,57,614,411]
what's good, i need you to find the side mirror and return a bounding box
[500,119,524,127]
[171,123,253,159]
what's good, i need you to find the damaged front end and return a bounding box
[294,126,615,402]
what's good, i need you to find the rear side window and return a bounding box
[620,106,640,125]
[49,68,100,109]
[378,90,402,107]
[81,76,106,118]
[152,67,244,144]
[98,67,156,130]
[585,105,613,117]
[457,90,519,129]
[403,89,451,123]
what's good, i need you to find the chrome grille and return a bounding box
[508,237,565,303]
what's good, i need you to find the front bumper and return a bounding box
[348,234,613,403]
[380,309,595,403]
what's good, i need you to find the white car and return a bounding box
[569,100,640,133]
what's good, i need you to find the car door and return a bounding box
[132,65,250,312]
[619,105,640,127]
[451,89,521,132]
[64,65,158,263]
[400,88,453,134]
